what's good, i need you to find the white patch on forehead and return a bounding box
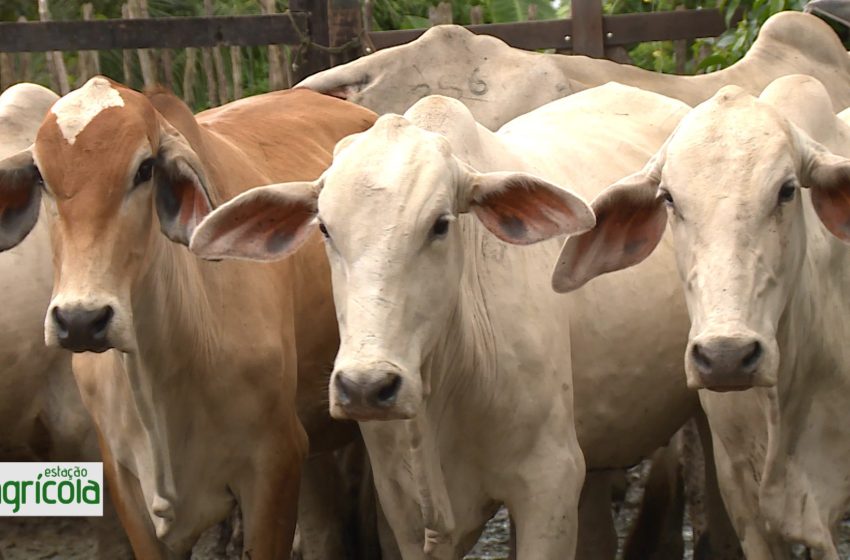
[50,77,124,145]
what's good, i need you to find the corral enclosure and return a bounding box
[0,0,745,110]
[3,1,850,560]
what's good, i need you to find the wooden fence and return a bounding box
[0,0,737,104]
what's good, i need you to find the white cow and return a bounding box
[189,83,694,559]
[0,83,130,558]
[299,11,850,130]
[555,74,850,558]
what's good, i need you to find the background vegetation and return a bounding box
[0,0,825,109]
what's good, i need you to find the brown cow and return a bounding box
[0,77,375,559]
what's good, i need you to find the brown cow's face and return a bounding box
[0,77,211,353]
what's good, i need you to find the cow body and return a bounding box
[0,83,132,558]
[0,83,71,461]
[300,11,850,130]
[300,14,850,555]
[557,74,850,558]
[190,83,694,559]
[0,78,375,559]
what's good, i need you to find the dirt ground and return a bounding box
[3,462,850,559]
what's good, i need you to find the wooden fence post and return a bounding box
[260,0,286,91]
[130,0,158,88]
[571,0,605,58]
[0,54,14,90]
[82,4,100,76]
[290,0,331,82]
[204,0,230,104]
[199,0,219,107]
[328,0,363,67]
[674,5,687,73]
[121,3,134,86]
[183,48,197,105]
[230,47,243,99]
[38,0,70,94]
[17,17,33,83]
[429,2,453,25]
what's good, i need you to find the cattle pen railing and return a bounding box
[0,0,737,103]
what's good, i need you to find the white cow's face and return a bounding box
[190,110,594,421]
[660,94,805,390]
[318,123,466,420]
[553,85,850,391]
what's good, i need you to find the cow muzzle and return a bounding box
[330,363,418,421]
[49,304,113,353]
[46,295,133,353]
[686,330,778,390]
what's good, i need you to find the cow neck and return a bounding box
[119,230,221,523]
[400,217,500,555]
[132,231,220,377]
[758,196,850,533]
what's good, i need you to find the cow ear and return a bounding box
[154,124,213,246]
[190,181,320,262]
[463,169,595,245]
[295,65,369,101]
[0,148,41,251]
[552,169,667,293]
[798,130,850,242]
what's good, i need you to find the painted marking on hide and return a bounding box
[50,77,124,145]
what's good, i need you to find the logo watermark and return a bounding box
[0,462,103,516]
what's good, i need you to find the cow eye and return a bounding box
[133,158,155,186]
[318,221,330,239]
[431,216,450,238]
[658,188,675,208]
[778,181,796,204]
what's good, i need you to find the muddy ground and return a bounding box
[3,462,850,559]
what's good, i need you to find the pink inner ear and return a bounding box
[554,190,666,292]
[812,186,850,242]
[474,182,581,245]
[177,177,211,231]
[195,193,316,260]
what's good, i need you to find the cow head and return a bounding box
[0,77,212,353]
[553,81,850,391]
[191,108,593,420]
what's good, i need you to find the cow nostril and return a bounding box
[334,374,354,405]
[52,307,69,336]
[741,341,763,370]
[91,306,114,338]
[375,374,402,405]
[691,343,712,373]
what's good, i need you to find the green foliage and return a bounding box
[0,0,833,108]
[695,0,806,71]
[369,0,558,30]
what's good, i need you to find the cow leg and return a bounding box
[97,431,180,559]
[236,430,306,560]
[623,445,685,560]
[296,452,347,559]
[93,487,134,559]
[576,471,617,560]
[505,429,584,560]
[692,410,743,559]
[375,497,403,560]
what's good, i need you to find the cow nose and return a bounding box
[52,305,114,353]
[334,371,403,409]
[690,336,763,390]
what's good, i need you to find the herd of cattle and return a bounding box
[2,8,850,560]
